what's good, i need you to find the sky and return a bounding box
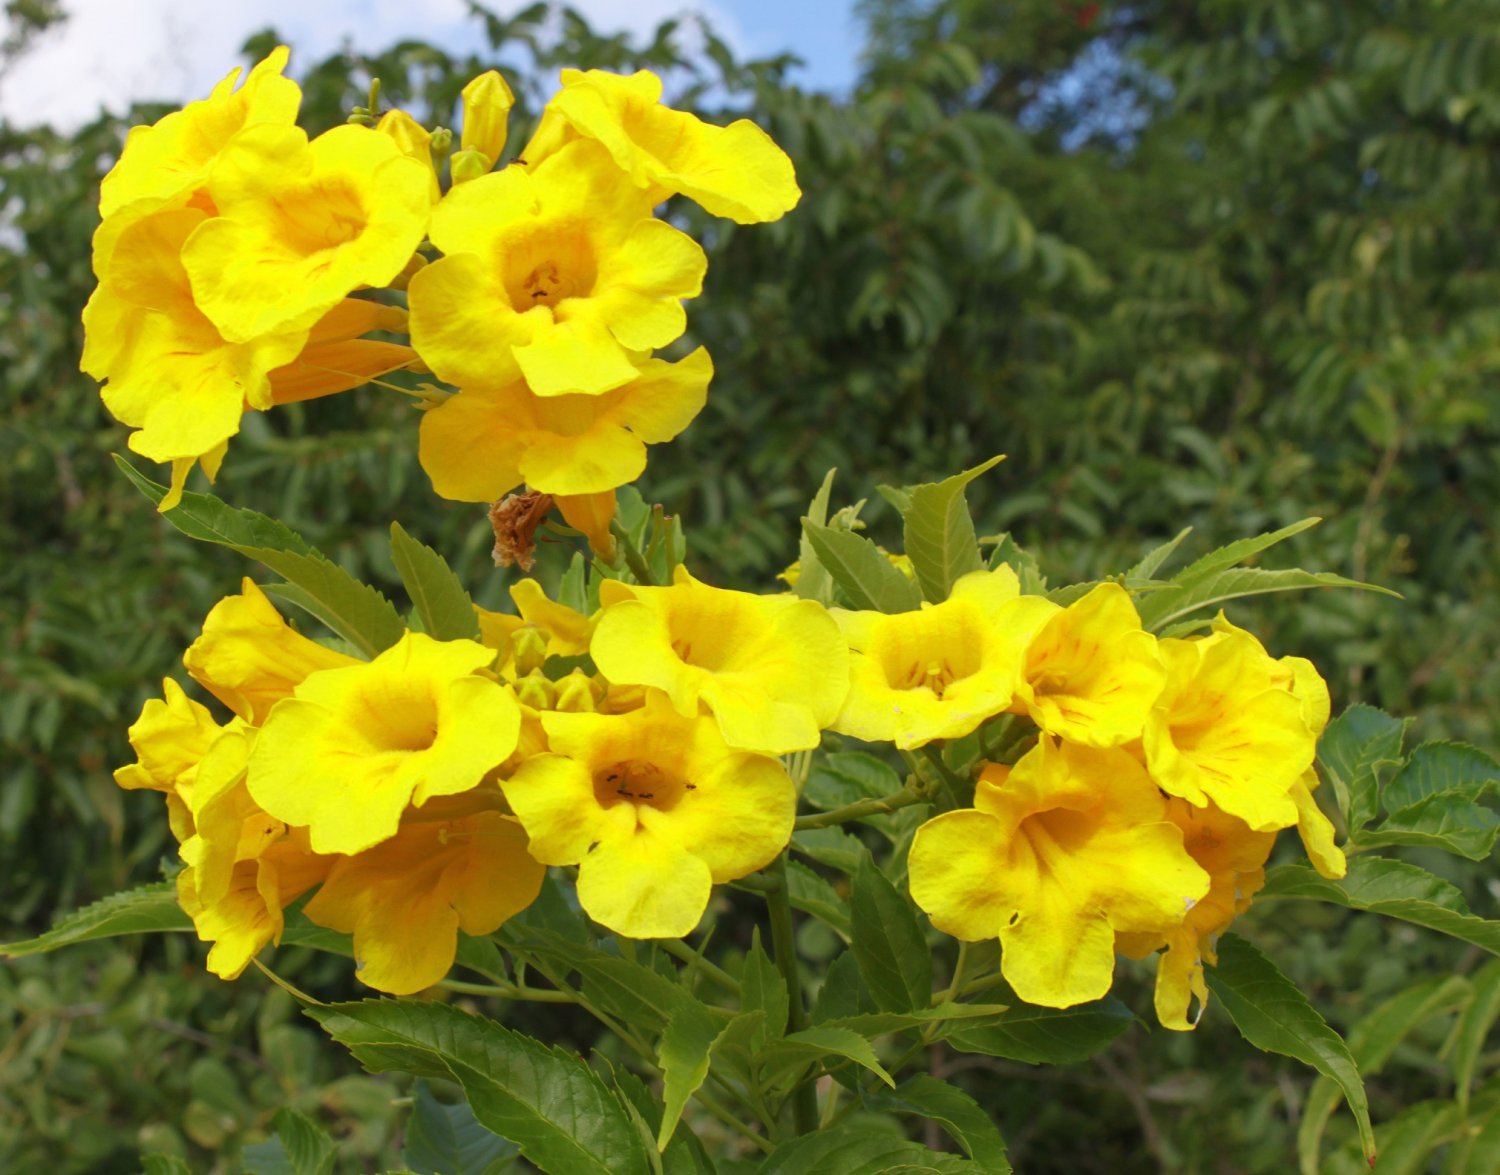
[0,0,860,129]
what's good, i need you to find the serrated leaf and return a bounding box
[656,1003,727,1151]
[803,523,921,613]
[1260,858,1500,954]
[851,854,931,1013]
[791,826,866,873]
[1169,518,1323,582]
[1137,566,1397,632]
[1355,784,1500,860]
[803,752,905,814]
[242,1107,338,1175]
[309,999,651,1175]
[794,469,838,605]
[942,994,1132,1064]
[785,860,852,940]
[741,930,789,1046]
[1382,740,1500,811]
[985,533,1046,594]
[391,522,480,640]
[757,1124,980,1174]
[759,1024,895,1088]
[1318,704,1409,834]
[1125,527,1193,580]
[505,928,698,1034]
[1297,975,1469,1175]
[1205,935,1373,1166]
[812,951,874,1023]
[867,1075,1010,1172]
[875,483,913,515]
[904,456,1004,603]
[0,881,190,956]
[819,1002,1012,1039]
[404,1080,519,1175]
[116,457,404,657]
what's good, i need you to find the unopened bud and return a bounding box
[552,670,598,713]
[510,626,550,677]
[461,70,515,166]
[513,670,555,712]
[449,148,492,185]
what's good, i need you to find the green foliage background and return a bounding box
[2,0,1499,1170]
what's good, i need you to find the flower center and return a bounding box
[593,759,693,812]
[500,219,599,311]
[274,178,368,255]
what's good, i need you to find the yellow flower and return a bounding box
[182,124,433,342]
[510,578,594,658]
[525,69,801,224]
[184,578,357,724]
[408,138,706,397]
[1118,799,1276,1030]
[177,829,330,981]
[909,738,1210,1008]
[502,698,795,937]
[1291,770,1347,879]
[265,297,417,407]
[1013,582,1165,747]
[1142,618,1321,830]
[247,633,520,855]
[831,566,1055,749]
[461,70,516,168]
[303,804,543,995]
[418,348,712,501]
[115,677,224,842]
[98,46,299,221]
[591,566,848,755]
[376,109,441,203]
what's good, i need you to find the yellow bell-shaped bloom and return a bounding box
[302,804,543,995]
[184,578,357,724]
[831,566,1055,749]
[182,123,433,342]
[591,566,848,755]
[1013,582,1166,747]
[247,633,520,855]
[114,678,223,799]
[525,69,800,224]
[502,698,796,937]
[909,738,1210,1008]
[377,109,441,203]
[1291,769,1347,879]
[1143,619,1321,830]
[419,348,712,501]
[1118,798,1276,1030]
[99,45,299,221]
[177,829,331,981]
[408,138,706,397]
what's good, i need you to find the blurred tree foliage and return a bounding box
[3,0,1499,1170]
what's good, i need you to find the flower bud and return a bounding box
[513,670,555,712]
[461,70,514,166]
[510,626,550,677]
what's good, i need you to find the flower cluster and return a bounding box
[83,50,798,525]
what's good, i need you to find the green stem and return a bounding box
[436,978,574,1003]
[793,785,929,831]
[610,518,657,585]
[765,851,819,1136]
[658,938,741,996]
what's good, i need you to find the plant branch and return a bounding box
[765,850,819,1136]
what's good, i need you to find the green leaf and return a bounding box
[1297,975,1469,1175]
[1381,740,1500,811]
[851,854,931,1013]
[903,456,1004,603]
[656,1003,727,1151]
[404,1080,519,1175]
[116,457,405,657]
[1449,1085,1500,1173]
[1125,527,1193,580]
[309,999,651,1175]
[802,522,921,613]
[943,994,1132,1064]
[866,1075,1010,1172]
[1260,858,1500,954]
[757,1123,979,1173]
[785,860,852,941]
[0,881,190,956]
[1325,1100,1457,1175]
[759,1024,895,1089]
[241,1107,338,1175]
[812,951,874,1023]
[1168,517,1322,582]
[820,1002,1012,1039]
[791,826,867,873]
[985,532,1046,594]
[1454,961,1500,1111]
[794,469,838,606]
[741,930,789,1046]
[1354,784,1500,860]
[1205,935,1374,1166]
[390,522,480,641]
[142,1156,193,1175]
[803,752,905,814]
[1136,566,1396,632]
[1318,704,1409,834]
